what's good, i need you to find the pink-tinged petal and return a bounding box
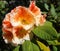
[29,1,41,16]
[40,15,46,25]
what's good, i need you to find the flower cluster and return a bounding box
[2,1,46,45]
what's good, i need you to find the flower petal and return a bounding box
[12,27,28,38]
[29,1,41,16]
[12,27,30,45]
[2,28,13,43]
[29,1,46,26]
[39,15,46,25]
[2,13,12,28]
[12,33,30,45]
[10,6,35,30]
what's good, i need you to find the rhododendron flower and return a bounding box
[2,1,46,45]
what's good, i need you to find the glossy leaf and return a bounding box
[32,21,58,40]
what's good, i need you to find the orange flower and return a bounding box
[2,1,46,45]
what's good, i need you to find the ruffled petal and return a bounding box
[12,27,30,45]
[2,28,13,43]
[2,13,12,28]
[29,1,41,16]
[29,1,46,26]
[10,6,35,30]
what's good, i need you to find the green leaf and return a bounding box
[57,33,60,42]
[50,4,57,18]
[57,33,60,38]
[56,6,60,11]
[52,46,58,51]
[32,21,58,40]
[44,3,49,11]
[47,40,60,45]
[13,46,20,51]
[57,13,60,17]
[0,1,7,9]
[37,41,50,51]
[22,40,40,51]
[44,21,52,26]
[56,45,60,51]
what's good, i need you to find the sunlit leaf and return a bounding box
[37,41,50,51]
